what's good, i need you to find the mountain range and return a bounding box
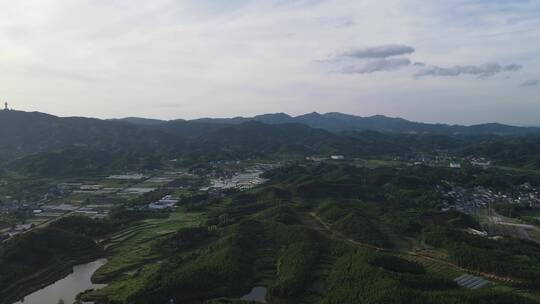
[2,109,540,174]
[116,112,540,135]
[0,110,177,161]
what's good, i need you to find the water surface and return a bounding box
[13,259,107,304]
[240,286,267,303]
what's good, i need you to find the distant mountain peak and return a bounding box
[256,112,290,116]
[182,111,540,135]
[299,111,323,117]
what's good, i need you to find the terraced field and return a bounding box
[85,262,163,303]
[93,209,205,283]
[402,254,462,279]
[252,247,277,285]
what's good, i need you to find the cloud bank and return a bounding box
[415,63,523,78]
[338,45,415,59]
[328,44,523,79]
[341,58,411,74]
[327,44,414,74]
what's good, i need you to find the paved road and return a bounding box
[488,209,540,241]
[1,207,83,243]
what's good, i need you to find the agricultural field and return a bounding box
[94,209,205,281]
[402,253,463,279]
[85,209,205,302]
[519,209,540,222]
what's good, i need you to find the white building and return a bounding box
[450,162,461,169]
[149,195,179,210]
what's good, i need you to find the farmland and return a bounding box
[85,209,205,302]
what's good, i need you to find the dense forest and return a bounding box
[2,110,540,178]
[3,110,540,304]
[56,164,540,303]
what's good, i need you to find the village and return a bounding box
[438,181,540,214]
[1,153,537,243]
[0,162,274,242]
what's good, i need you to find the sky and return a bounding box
[0,0,539,125]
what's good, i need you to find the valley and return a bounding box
[2,110,540,304]
[2,2,540,303]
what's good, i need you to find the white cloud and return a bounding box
[337,45,415,59]
[341,58,411,74]
[0,0,538,124]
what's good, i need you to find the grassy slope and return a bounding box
[85,209,205,302]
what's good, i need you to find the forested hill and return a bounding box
[463,136,540,169]
[2,110,538,159]
[188,112,540,135]
[2,110,540,175]
[0,110,178,160]
[175,122,405,161]
[0,110,429,161]
[3,121,412,176]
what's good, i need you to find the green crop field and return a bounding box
[86,263,162,303]
[92,209,205,283]
[402,254,462,279]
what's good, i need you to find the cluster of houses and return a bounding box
[439,183,493,214]
[512,183,540,208]
[448,157,492,169]
[392,153,493,169]
[198,163,277,192]
[203,170,267,191]
[1,201,115,239]
[439,182,540,214]
[1,166,274,241]
[0,200,40,214]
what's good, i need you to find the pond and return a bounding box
[240,286,267,303]
[13,259,107,304]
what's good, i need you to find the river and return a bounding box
[240,286,267,303]
[13,259,107,304]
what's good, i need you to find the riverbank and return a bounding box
[13,259,107,304]
[2,253,103,304]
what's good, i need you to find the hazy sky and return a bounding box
[1,0,539,125]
